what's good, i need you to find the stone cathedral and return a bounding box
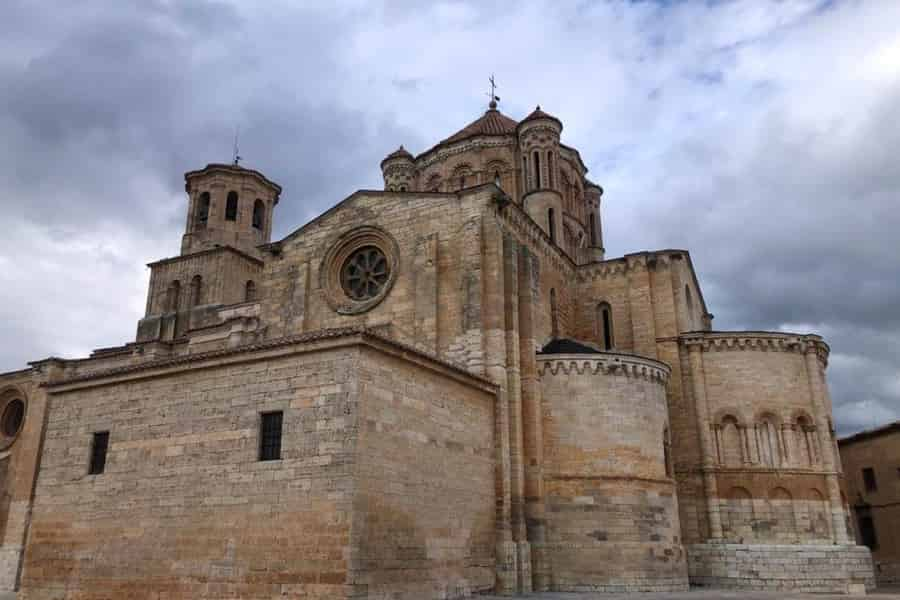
[0,99,876,599]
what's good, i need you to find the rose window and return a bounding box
[341,246,390,301]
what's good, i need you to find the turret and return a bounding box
[585,180,605,261]
[518,106,564,243]
[181,163,281,256]
[380,146,415,192]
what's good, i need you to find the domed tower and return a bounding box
[518,106,564,244]
[181,163,281,257]
[585,180,605,261]
[380,146,416,192]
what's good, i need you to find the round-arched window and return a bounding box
[341,246,390,301]
[1,399,24,438]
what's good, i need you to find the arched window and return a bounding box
[166,280,181,313]
[245,280,257,302]
[756,413,782,467]
[719,415,743,466]
[399,185,407,192]
[533,151,542,188]
[589,213,597,246]
[225,191,238,221]
[794,414,815,466]
[426,174,441,192]
[195,192,210,230]
[550,288,559,338]
[547,207,556,243]
[597,302,613,350]
[190,275,202,308]
[252,199,265,230]
[547,151,554,188]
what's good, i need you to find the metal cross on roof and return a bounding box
[487,75,500,108]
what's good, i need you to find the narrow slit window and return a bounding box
[599,302,614,350]
[260,411,283,461]
[89,431,110,475]
[533,151,542,188]
[522,156,528,191]
[548,208,556,243]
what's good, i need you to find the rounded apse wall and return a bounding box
[537,351,688,592]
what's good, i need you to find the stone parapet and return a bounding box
[687,542,875,593]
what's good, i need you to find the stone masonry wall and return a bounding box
[537,353,688,591]
[688,543,875,593]
[349,347,496,599]
[20,346,361,600]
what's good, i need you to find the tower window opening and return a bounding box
[245,280,257,302]
[548,207,556,243]
[259,411,283,461]
[89,431,110,475]
[590,213,597,246]
[196,192,210,229]
[225,191,238,221]
[166,280,181,313]
[190,275,202,308]
[533,151,542,188]
[598,302,614,350]
[252,199,265,230]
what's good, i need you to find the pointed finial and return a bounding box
[487,75,500,110]
[232,126,242,166]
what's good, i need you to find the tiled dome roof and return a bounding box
[381,145,414,167]
[418,107,518,157]
[519,105,563,129]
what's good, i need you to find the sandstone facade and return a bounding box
[0,100,874,598]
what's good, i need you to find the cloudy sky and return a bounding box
[1,0,898,434]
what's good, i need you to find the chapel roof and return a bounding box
[537,338,602,355]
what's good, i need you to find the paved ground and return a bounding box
[480,589,900,599]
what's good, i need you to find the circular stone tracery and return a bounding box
[0,391,26,450]
[341,246,390,301]
[320,226,400,315]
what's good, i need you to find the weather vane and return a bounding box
[487,75,500,108]
[232,126,242,166]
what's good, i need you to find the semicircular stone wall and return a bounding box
[537,352,688,592]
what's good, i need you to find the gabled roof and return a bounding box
[418,107,518,159]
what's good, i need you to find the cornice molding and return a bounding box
[680,331,830,366]
[536,352,670,384]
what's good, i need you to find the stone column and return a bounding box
[804,341,849,544]
[518,245,549,591]
[739,424,752,465]
[503,235,531,593]
[483,215,518,593]
[687,341,723,540]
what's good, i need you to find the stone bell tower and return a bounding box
[181,163,282,257]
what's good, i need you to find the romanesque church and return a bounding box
[0,99,875,598]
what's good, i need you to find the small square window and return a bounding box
[863,467,877,492]
[89,431,110,475]
[259,411,283,461]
